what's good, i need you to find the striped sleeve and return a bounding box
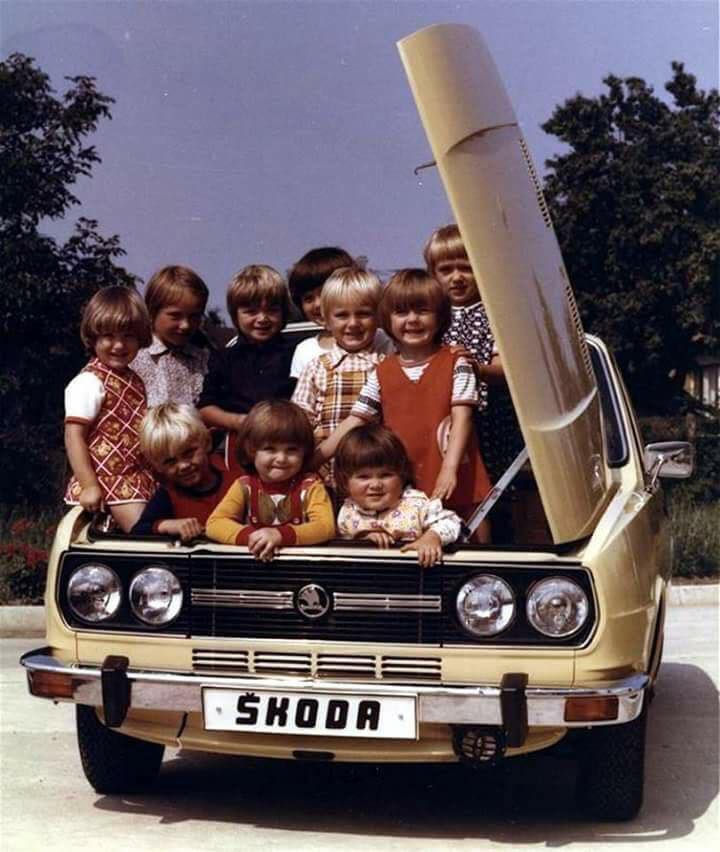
[350,369,382,421]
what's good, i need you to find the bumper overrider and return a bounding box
[22,648,647,753]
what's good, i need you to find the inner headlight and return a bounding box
[129,566,183,626]
[456,574,515,638]
[67,563,121,623]
[526,577,589,638]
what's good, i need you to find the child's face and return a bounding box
[94,332,141,370]
[300,286,324,326]
[158,441,212,489]
[236,301,284,344]
[153,292,205,349]
[433,257,479,308]
[346,466,404,513]
[324,299,377,353]
[389,305,439,352]
[253,441,304,484]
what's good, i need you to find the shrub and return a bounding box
[668,495,720,579]
[0,506,60,604]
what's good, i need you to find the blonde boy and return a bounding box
[292,266,392,487]
[133,403,238,541]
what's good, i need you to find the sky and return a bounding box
[2,0,718,315]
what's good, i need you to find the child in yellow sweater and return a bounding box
[206,400,335,560]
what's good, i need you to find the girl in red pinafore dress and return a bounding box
[318,269,491,540]
[64,286,156,532]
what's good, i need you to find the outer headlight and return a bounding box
[526,577,589,638]
[67,563,122,623]
[129,566,183,626]
[456,574,515,638]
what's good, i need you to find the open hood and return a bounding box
[398,24,612,543]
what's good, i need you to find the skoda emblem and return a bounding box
[296,584,331,619]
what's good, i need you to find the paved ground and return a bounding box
[1,604,717,851]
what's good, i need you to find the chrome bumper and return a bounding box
[21,647,647,731]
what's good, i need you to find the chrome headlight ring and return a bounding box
[67,563,122,623]
[526,576,589,638]
[455,574,516,638]
[129,565,183,626]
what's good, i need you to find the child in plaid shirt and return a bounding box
[292,266,392,488]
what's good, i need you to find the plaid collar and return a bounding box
[326,342,381,369]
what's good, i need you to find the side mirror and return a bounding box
[644,441,694,490]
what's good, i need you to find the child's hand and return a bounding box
[363,530,395,549]
[248,527,283,561]
[431,467,457,502]
[79,485,103,513]
[159,518,204,542]
[401,530,443,567]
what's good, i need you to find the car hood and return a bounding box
[398,24,613,543]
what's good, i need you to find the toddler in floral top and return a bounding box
[335,424,461,567]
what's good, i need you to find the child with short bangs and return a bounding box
[335,424,461,567]
[198,265,295,452]
[317,269,491,533]
[64,286,155,532]
[131,265,210,407]
[132,403,240,542]
[288,246,353,378]
[206,400,335,561]
[292,266,393,488]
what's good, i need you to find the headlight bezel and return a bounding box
[525,575,590,639]
[129,565,184,627]
[66,562,123,624]
[455,573,517,638]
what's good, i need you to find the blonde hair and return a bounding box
[144,265,209,320]
[139,402,211,468]
[226,265,291,329]
[423,224,468,274]
[378,269,451,342]
[80,286,152,350]
[237,400,315,471]
[320,266,383,318]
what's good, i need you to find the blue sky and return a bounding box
[2,0,718,314]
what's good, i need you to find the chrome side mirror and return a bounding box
[644,441,694,491]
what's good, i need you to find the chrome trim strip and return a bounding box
[333,593,442,612]
[21,648,648,728]
[191,589,294,609]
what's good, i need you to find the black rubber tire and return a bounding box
[576,704,647,821]
[76,705,165,794]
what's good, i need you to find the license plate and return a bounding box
[202,688,417,739]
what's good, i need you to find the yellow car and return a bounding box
[21,24,692,821]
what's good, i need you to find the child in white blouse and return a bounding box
[335,424,461,567]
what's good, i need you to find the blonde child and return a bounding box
[131,265,210,407]
[291,266,392,488]
[335,424,461,567]
[132,403,240,541]
[64,286,155,532]
[288,246,354,378]
[317,270,491,528]
[206,400,335,561]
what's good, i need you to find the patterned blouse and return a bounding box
[130,335,210,407]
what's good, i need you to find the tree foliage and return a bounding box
[542,63,720,413]
[0,54,136,504]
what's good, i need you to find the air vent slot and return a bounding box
[519,138,553,228]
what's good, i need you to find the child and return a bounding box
[424,224,521,483]
[288,246,354,378]
[291,266,392,488]
[132,403,239,542]
[131,265,210,407]
[64,286,155,532]
[206,400,335,560]
[198,264,296,454]
[335,424,461,567]
[317,269,491,526]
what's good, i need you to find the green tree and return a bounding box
[542,63,720,414]
[0,54,136,504]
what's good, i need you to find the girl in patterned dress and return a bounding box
[335,424,461,567]
[64,287,156,532]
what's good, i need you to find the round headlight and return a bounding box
[456,574,515,638]
[526,577,589,638]
[129,566,183,626]
[67,563,121,623]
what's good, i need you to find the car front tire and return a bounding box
[76,705,165,794]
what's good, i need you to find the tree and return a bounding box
[0,54,136,504]
[542,63,720,414]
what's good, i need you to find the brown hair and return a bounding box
[226,265,291,330]
[288,246,354,310]
[378,269,451,343]
[423,224,468,274]
[144,265,209,320]
[237,400,315,470]
[80,286,152,350]
[334,424,414,497]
